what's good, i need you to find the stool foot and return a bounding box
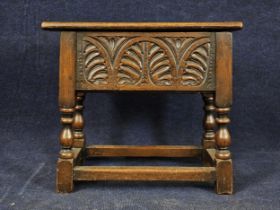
[56,157,74,193]
[216,159,233,194]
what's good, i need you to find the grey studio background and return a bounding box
[0,0,280,210]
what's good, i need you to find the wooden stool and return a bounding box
[41,21,243,194]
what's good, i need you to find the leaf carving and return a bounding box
[148,43,173,85]
[181,42,210,86]
[163,37,194,61]
[83,41,108,85]
[118,42,143,85]
[79,34,214,89]
[97,37,127,60]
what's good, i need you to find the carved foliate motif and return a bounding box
[83,38,108,85]
[182,42,211,86]
[117,42,144,85]
[116,41,174,86]
[77,32,215,90]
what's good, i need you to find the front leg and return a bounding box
[57,107,74,193]
[56,32,76,193]
[215,107,233,194]
[214,32,233,194]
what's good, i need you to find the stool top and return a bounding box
[41,21,243,31]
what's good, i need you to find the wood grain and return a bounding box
[86,145,202,158]
[216,159,233,194]
[215,32,232,107]
[59,32,76,107]
[42,21,243,31]
[73,166,216,182]
[76,32,216,91]
[56,158,73,193]
[42,21,242,194]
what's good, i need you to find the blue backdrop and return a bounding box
[0,1,279,209]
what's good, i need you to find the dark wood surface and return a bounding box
[41,21,243,31]
[86,145,202,158]
[215,32,232,107]
[59,32,76,108]
[42,21,243,194]
[73,166,216,182]
[76,32,216,91]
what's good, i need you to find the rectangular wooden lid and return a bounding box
[41,21,243,31]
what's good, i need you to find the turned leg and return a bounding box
[73,92,85,149]
[215,107,233,194]
[201,93,216,149]
[56,107,74,193]
[56,32,76,193]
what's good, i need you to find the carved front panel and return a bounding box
[76,32,215,91]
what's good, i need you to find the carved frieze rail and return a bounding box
[76,32,215,91]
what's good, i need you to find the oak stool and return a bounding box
[41,21,243,194]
